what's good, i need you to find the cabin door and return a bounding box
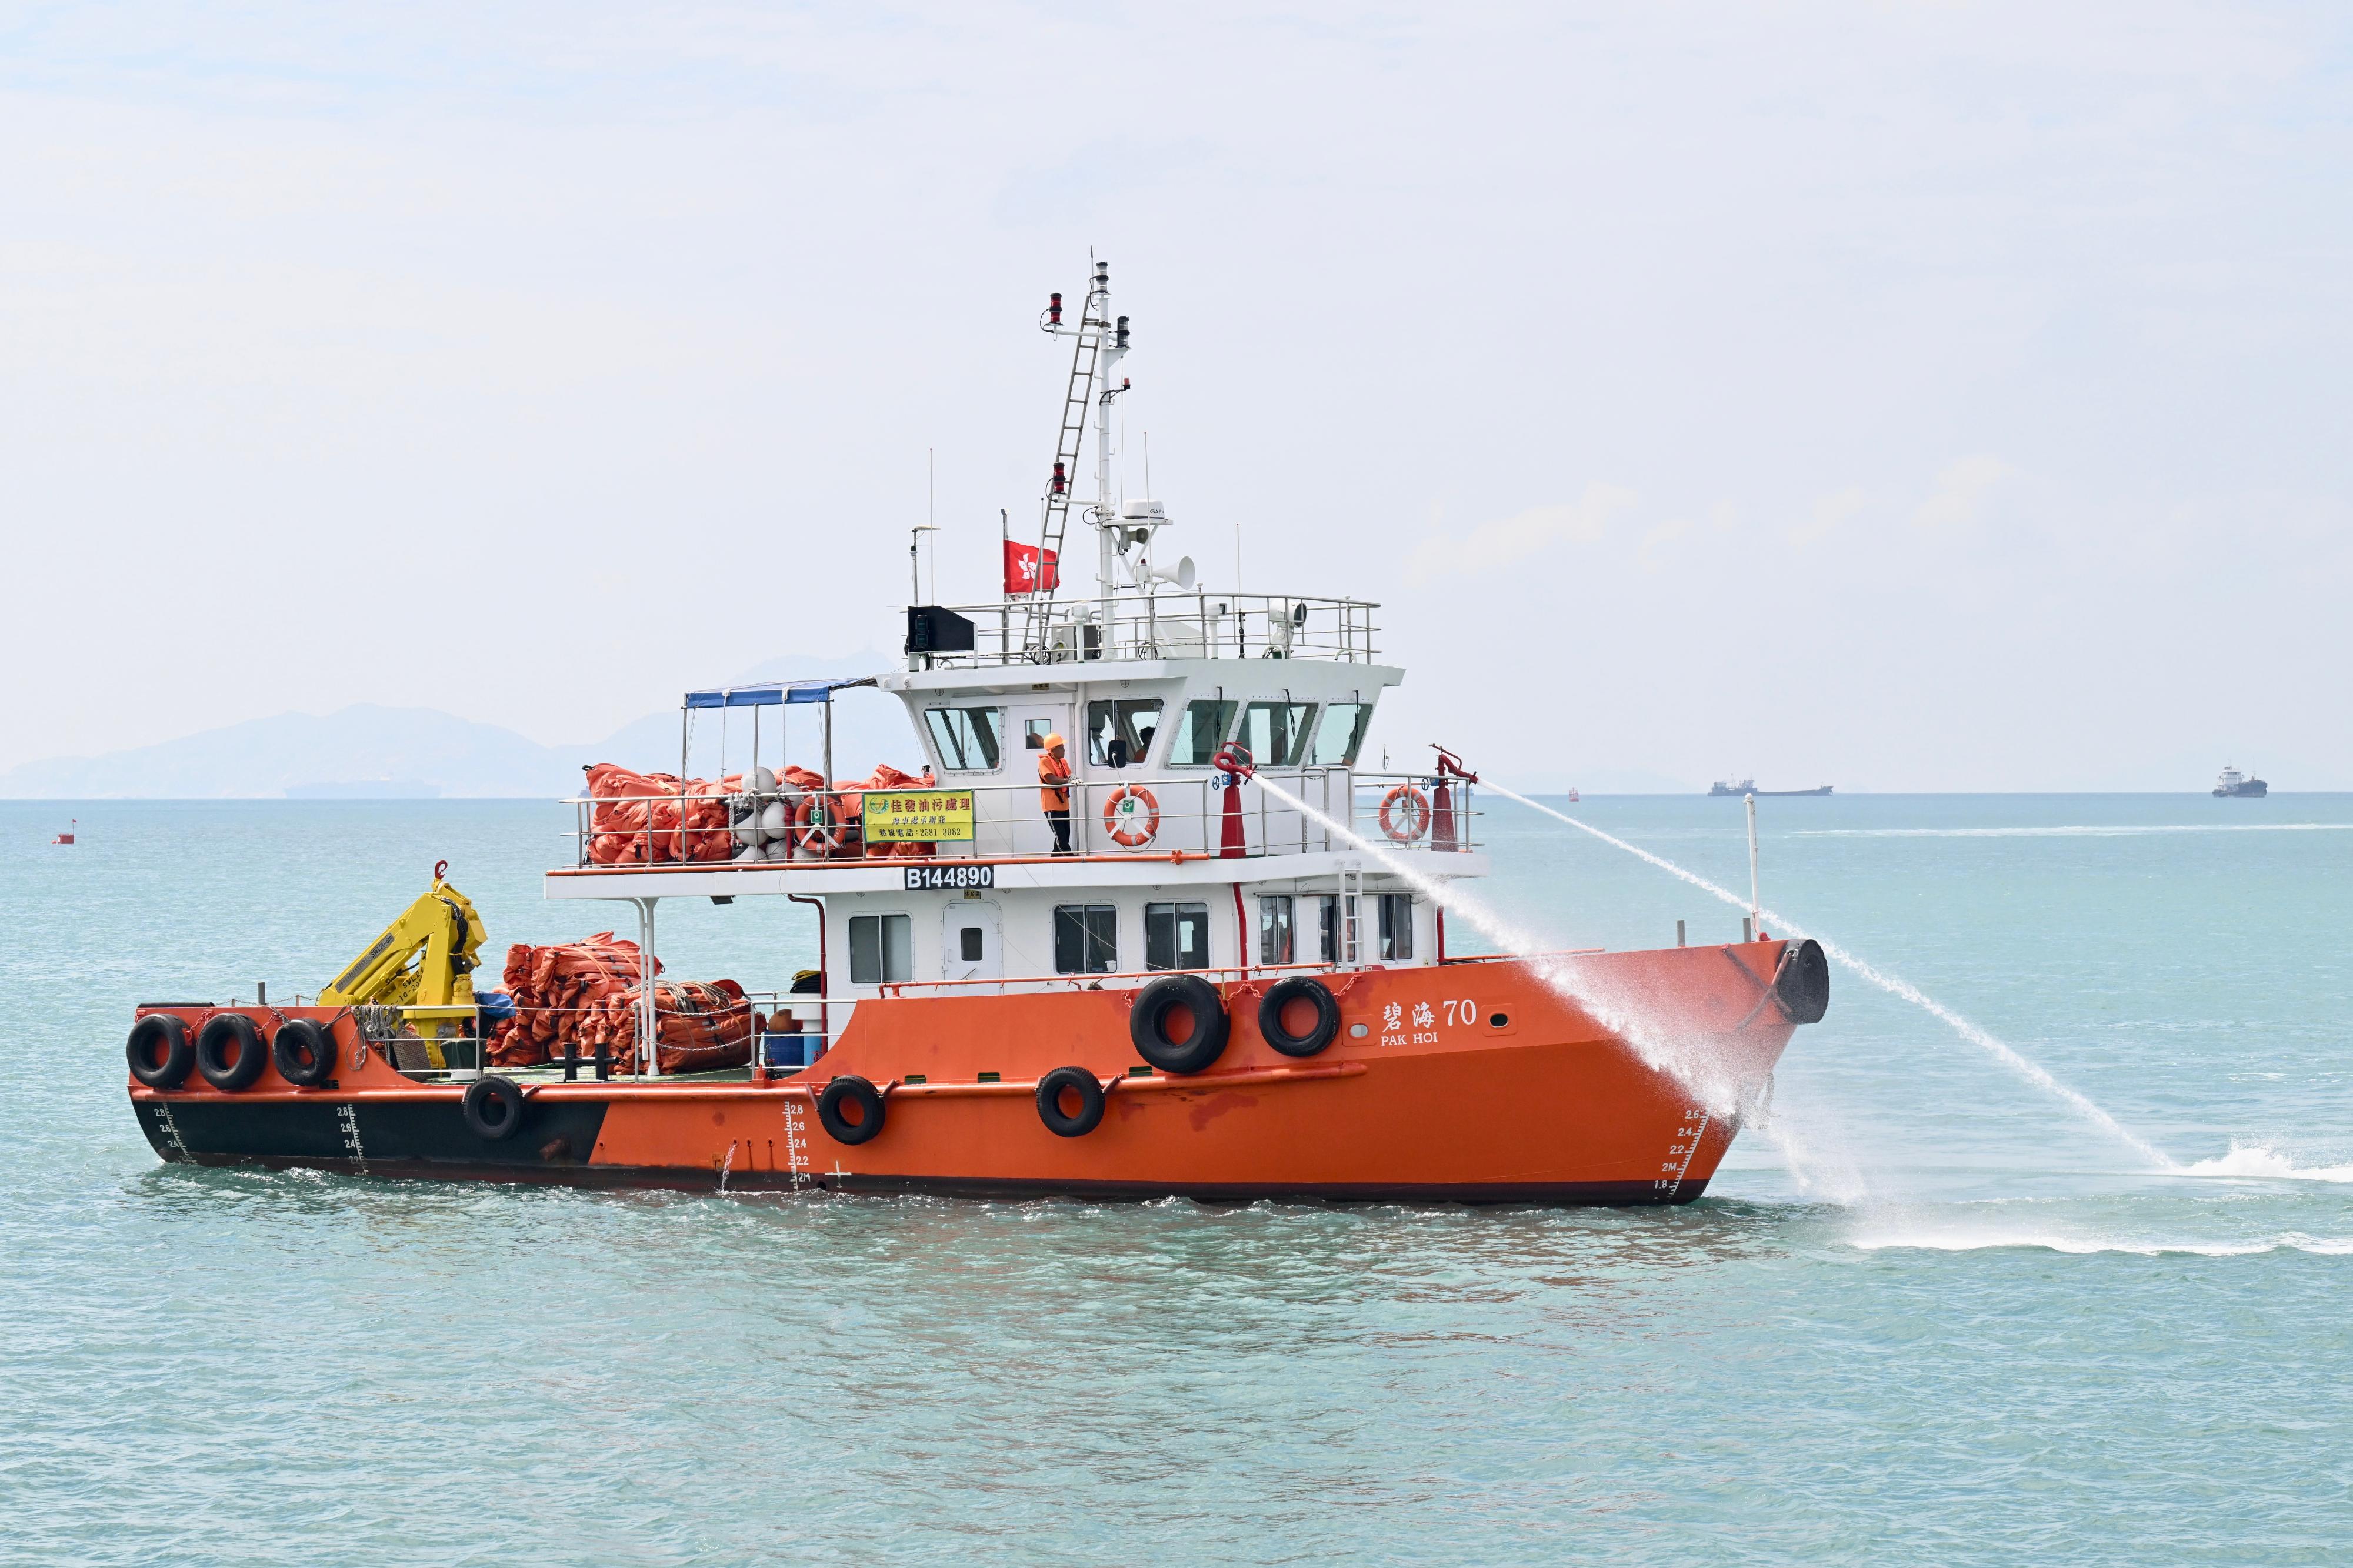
[1008,702,1074,856]
[943,901,1002,982]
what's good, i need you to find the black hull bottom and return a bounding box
[134,1100,1705,1207]
[145,1152,1708,1206]
[132,1097,614,1176]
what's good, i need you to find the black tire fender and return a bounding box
[271,1019,337,1087]
[195,1014,267,1092]
[126,1015,194,1090]
[1129,975,1229,1075]
[1035,1066,1106,1137]
[1258,977,1341,1058]
[462,1075,528,1140]
[817,1075,886,1145]
[1772,939,1831,1025]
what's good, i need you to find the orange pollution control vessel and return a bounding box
[124,259,1827,1204]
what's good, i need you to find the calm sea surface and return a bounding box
[4,793,2349,1564]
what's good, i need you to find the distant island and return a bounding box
[0,655,905,799]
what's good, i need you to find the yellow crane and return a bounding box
[319,862,487,1067]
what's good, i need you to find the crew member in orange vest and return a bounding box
[1038,732,1074,855]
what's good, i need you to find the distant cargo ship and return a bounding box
[2213,766,2268,798]
[1708,779,1833,798]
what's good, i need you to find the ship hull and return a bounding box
[126,943,1804,1207]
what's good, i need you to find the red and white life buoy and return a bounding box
[1379,784,1431,843]
[1102,784,1162,848]
[796,796,845,856]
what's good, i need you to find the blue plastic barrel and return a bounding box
[762,1033,827,1069]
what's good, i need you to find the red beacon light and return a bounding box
[1050,461,1067,495]
[1046,292,1063,326]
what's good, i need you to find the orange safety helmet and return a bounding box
[1042,733,1066,750]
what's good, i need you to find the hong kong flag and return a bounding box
[1002,540,1059,595]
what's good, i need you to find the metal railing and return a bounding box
[444,989,834,1082]
[924,591,1381,667]
[559,772,1481,870]
[871,946,1607,1002]
[358,1002,490,1082]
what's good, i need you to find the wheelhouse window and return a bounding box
[1054,905,1119,974]
[1086,698,1165,768]
[1257,895,1294,966]
[1167,699,1237,766]
[1378,894,1413,960]
[924,707,1004,772]
[1145,902,1211,971]
[1237,701,1316,767]
[1308,702,1373,768]
[848,913,913,985]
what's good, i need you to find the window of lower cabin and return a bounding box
[924,707,1004,772]
[1378,893,1413,960]
[1314,894,1360,963]
[1145,902,1211,971]
[1237,701,1316,767]
[1053,905,1119,974]
[1258,895,1294,966]
[1308,702,1374,767]
[1167,699,1237,766]
[1086,698,1165,767]
[848,913,914,985]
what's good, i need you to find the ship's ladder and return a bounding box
[1337,861,1365,968]
[1021,276,1111,653]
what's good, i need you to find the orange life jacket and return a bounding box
[1039,751,1072,812]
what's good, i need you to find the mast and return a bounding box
[1023,256,1127,658]
[1094,283,1129,641]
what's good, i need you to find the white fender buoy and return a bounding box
[753,766,778,792]
[764,838,795,862]
[760,800,791,840]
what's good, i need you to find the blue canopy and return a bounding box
[682,676,876,710]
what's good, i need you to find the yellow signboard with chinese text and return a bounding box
[862,789,976,843]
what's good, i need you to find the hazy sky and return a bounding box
[4,3,2347,790]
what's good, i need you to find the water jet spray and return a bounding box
[1478,780,2181,1173]
[1244,770,1858,1197]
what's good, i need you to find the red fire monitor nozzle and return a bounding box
[1431,746,1478,783]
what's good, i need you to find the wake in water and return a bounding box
[1800,823,2353,839]
[1247,773,1865,1200]
[1849,1220,2353,1257]
[2176,1143,2353,1183]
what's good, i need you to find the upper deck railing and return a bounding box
[926,592,1381,668]
[555,770,1481,872]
